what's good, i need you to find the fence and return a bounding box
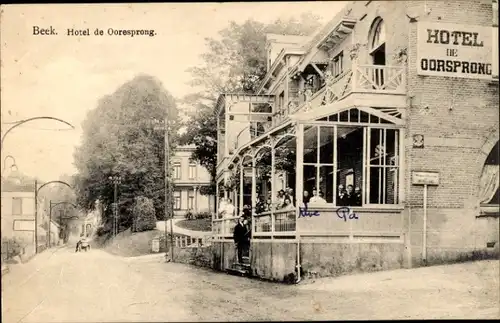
[174,235,212,248]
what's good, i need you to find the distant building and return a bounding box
[1,174,49,257]
[172,145,214,217]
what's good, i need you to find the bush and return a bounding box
[185,209,194,220]
[132,196,157,232]
[196,212,212,219]
[1,237,24,261]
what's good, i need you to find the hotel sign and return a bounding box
[412,171,440,186]
[417,22,493,80]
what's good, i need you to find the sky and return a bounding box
[1,2,347,182]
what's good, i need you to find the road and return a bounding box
[2,247,498,322]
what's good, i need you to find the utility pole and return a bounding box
[165,115,174,261]
[114,180,118,237]
[48,201,52,248]
[34,180,38,254]
[108,176,121,237]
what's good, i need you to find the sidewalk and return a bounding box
[1,245,67,291]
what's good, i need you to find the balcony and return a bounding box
[303,64,406,111]
[229,64,406,156]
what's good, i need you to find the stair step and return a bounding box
[226,267,250,277]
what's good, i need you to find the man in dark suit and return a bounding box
[233,216,250,264]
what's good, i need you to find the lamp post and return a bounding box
[34,180,72,254]
[1,117,74,151]
[2,155,18,178]
[48,201,77,247]
[153,116,173,260]
[108,176,122,237]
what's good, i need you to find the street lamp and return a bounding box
[48,201,77,247]
[1,116,75,151]
[152,116,174,260]
[108,176,122,237]
[34,180,72,254]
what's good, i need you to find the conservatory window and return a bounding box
[301,121,401,207]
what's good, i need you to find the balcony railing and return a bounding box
[228,64,406,154]
[254,209,296,234]
[212,216,239,237]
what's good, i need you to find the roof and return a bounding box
[266,34,312,47]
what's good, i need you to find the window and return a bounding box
[12,197,22,215]
[189,163,197,179]
[332,51,344,77]
[188,190,195,209]
[173,191,181,210]
[367,128,400,204]
[370,18,386,52]
[301,113,401,207]
[173,162,181,179]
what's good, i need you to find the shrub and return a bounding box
[196,212,212,219]
[132,196,157,232]
[185,209,194,220]
[1,237,24,261]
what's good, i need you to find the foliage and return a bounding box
[132,196,157,232]
[185,209,194,220]
[73,74,180,235]
[1,237,24,261]
[195,211,212,220]
[180,14,322,203]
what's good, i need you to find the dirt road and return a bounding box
[2,247,498,322]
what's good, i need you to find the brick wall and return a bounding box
[404,0,499,263]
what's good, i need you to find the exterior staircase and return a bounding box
[226,256,251,277]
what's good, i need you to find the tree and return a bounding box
[132,196,157,232]
[73,74,180,235]
[180,13,323,203]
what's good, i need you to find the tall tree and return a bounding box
[74,74,180,234]
[180,13,323,199]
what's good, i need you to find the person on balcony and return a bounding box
[309,189,327,204]
[218,198,227,219]
[285,187,295,206]
[276,190,285,209]
[264,197,273,212]
[225,198,235,218]
[255,196,265,214]
[337,185,347,206]
[282,197,295,211]
[243,204,252,220]
[233,216,250,264]
[303,190,311,208]
[345,185,355,206]
[354,187,362,206]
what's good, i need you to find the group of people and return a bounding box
[337,184,362,206]
[302,184,362,207]
[255,188,295,213]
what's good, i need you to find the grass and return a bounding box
[176,218,212,232]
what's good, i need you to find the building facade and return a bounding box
[213,0,499,281]
[172,145,214,217]
[1,179,50,258]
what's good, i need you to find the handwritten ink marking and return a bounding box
[299,206,320,218]
[336,207,359,222]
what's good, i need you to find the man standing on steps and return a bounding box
[233,216,249,264]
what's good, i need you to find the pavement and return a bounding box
[155,218,210,238]
[1,246,498,322]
